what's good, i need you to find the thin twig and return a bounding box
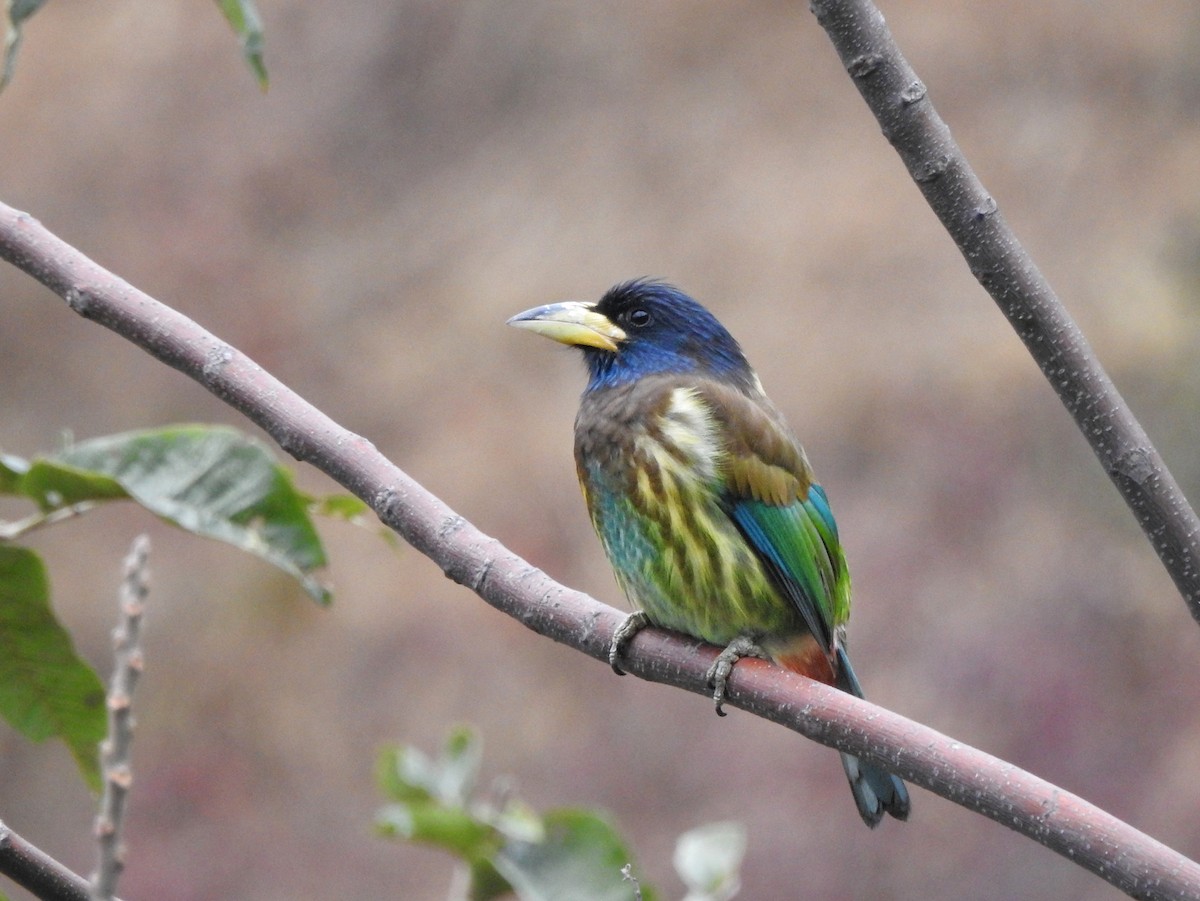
[808,0,1200,623]
[90,535,150,901]
[0,202,1196,899]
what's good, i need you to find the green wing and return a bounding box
[701,383,851,650]
[729,488,848,649]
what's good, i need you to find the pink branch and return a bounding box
[1,200,1198,900]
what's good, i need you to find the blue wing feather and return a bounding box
[806,484,839,541]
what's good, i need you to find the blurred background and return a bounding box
[3,1,1200,898]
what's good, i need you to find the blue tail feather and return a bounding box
[834,647,910,827]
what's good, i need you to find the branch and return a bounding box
[91,535,150,901]
[0,819,112,901]
[809,0,1200,625]
[2,203,1198,900]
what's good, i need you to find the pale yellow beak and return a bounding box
[507,301,626,353]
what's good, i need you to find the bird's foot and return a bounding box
[705,635,769,717]
[609,610,651,676]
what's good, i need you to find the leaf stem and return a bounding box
[0,502,95,540]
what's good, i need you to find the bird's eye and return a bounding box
[627,308,652,328]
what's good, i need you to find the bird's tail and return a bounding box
[834,646,910,828]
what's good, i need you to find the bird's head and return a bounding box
[508,279,756,392]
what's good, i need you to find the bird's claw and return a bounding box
[609,611,651,675]
[705,635,769,716]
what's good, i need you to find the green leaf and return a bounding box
[214,0,267,90]
[377,726,482,806]
[65,425,329,602]
[437,725,483,805]
[9,425,330,603]
[674,822,745,901]
[310,493,371,522]
[376,802,496,855]
[376,798,511,901]
[0,545,105,791]
[311,491,399,548]
[465,859,515,901]
[0,452,26,492]
[484,797,545,844]
[376,745,435,804]
[1,0,46,92]
[496,809,650,901]
[18,459,128,510]
[377,728,657,901]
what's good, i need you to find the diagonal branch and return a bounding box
[809,0,1200,624]
[0,819,118,901]
[1,202,1198,900]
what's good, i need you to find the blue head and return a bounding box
[508,279,757,392]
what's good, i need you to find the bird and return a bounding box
[507,278,909,827]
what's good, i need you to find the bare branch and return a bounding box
[808,0,1200,624]
[1,201,1197,899]
[0,819,112,901]
[91,535,150,901]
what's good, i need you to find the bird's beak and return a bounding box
[506,301,626,353]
